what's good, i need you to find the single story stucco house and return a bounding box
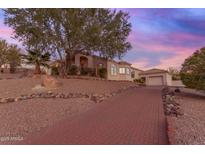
[1,53,173,86]
[72,53,172,86]
[73,53,143,81]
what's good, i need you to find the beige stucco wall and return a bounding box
[107,61,132,81]
[74,54,141,82]
[93,56,107,69]
[74,53,94,68]
[131,69,143,80]
[165,73,172,86]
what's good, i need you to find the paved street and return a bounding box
[18,87,168,145]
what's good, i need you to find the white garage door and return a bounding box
[148,76,163,86]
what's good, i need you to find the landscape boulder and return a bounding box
[41,75,62,89]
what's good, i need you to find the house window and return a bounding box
[126,68,130,75]
[119,67,125,74]
[111,64,117,76]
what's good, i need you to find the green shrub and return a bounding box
[98,68,107,78]
[180,48,205,91]
[89,68,96,77]
[80,67,89,75]
[51,66,59,76]
[69,65,79,75]
[134,78,145,85]
[80,68,95,76]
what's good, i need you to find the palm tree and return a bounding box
[22,50,50,74]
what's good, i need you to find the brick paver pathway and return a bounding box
[19,87,168,144]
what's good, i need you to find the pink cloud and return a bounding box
[131,58,152,70]
[128,30,199,56]
[131,52,191,71]
[167,32,205,41]
[0,27,13,38]
[0,26,20,45]
[152,52,190,70]
[136,43,194,54]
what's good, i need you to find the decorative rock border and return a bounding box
[162,87,183,117]
[162,87,183,145]
[166,116,176,144]
[0,85,138,104]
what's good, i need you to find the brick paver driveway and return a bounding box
[19,87,168,145]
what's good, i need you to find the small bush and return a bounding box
[69,65,79,75]
[51,66,59,76]
[80,68,96,76]
[9,67,16,73]
[80,67,89,75]
[89,68,96,77]
[98,68,107,78]
[172,75,181,80]
[134,78,145,86]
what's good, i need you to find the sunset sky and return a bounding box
[0,8,205,70]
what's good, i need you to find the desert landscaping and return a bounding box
[0,73,138,144]
[163,87,205,144]
[0,72,205,144]
[0,8,205,145]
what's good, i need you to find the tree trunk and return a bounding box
[0,64,3,73]
[55,48,67,78]
[59,61,67,78]
[34,63,41,74]
[66,52,74,73]
[9,62,17,74]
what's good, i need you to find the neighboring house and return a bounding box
[139,69,172,86]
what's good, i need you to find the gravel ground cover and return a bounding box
[0,98,95,143]
[0,73,24,79]
[0,77,136,98]
[170,94,205,144]
[0,76,137,144]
